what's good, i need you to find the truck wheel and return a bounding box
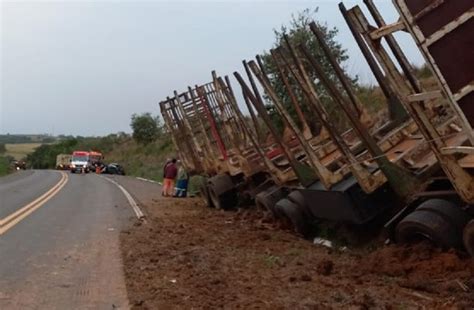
[274,198,312,238]
[287,190,308,209]
[463,220,474,257]
[416,199,469,232]
[207,174,237,210]
[199,178,213,208]
[396,209,462,249]
[255,187,285,217]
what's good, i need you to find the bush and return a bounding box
[130,113,161,146]
[0,156,10,176]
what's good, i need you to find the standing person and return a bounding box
[162,158,177,197]
[174,161,189,198]
[161,158,171,195]
[163,158,171,179]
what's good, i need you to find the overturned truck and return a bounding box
[159,0,474,256]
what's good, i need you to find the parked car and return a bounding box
[14,160,26,170]
[104,163,125,175]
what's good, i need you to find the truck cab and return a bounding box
[70,151,91,173]
[89,151,104,171]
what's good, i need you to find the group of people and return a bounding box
[162,158,189,197]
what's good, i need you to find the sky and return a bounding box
[0,0,425,136]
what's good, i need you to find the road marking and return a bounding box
[99,176,145,219]
[0,171,68,235]
[136,177,162,185]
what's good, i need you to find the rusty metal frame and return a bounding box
[296,42,419,196]
[215,76,284,184]
[269,50,313,140]
[273,44,376,189]
[337,1,474,204]
[248,59,342,189]
[363,0,422,95]
[392,0,474,144]
[233,70,312,185]
[340,3,408,125]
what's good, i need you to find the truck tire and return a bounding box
[463,220,474,257]
[396,209,462,249]
[274,198,312,238]
[416,199,470,232]
[255,187,285,217]
[199,178,213,208]
[207,174,237,210]
[287,190,308,210]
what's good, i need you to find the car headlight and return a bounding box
[71,164,76,168]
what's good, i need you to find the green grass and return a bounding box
[263,254,281,268]
[0,156,10,176]
[5,143,43,160]
[104,137,175,181]
[25,133,177,180]
[356,84,386,114]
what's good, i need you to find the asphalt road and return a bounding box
[0,170,135,309]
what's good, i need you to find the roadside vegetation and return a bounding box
[26,113,174,181]
[260,8,357,135]
[0,156,11,176]
[0,143,15,176]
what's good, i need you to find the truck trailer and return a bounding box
[56,154,72,170]
[159,0,474,256]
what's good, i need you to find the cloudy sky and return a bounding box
[1,0,425,136]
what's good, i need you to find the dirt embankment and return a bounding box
[120,196,473,309]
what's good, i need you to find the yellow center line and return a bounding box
[0,171,69,235]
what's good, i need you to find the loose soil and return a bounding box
[120,191,473,309]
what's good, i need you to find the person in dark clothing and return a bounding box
[162,158,177,197]
[163,158,171,179]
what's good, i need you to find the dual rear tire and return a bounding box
[201,174,238,210]
[396,199,471,252]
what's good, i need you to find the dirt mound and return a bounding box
[120,194,474,309]
[362,242,474,306]
[365,242,473,277]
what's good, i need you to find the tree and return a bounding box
[26,138,79,169]
[259,8,356,134]
[130,113,161,145]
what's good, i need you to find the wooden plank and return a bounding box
[425,9,473,46]
[441,146,474,155]
[454,82,474,102]
[407,90,442,102]
[369,20,406,39]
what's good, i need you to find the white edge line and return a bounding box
[136,177,162,185]
[100,176,145,219]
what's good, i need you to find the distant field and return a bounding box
[5,143,43,160]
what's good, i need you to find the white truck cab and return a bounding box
[70,151,91,173]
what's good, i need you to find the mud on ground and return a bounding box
[120,196,473,309]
